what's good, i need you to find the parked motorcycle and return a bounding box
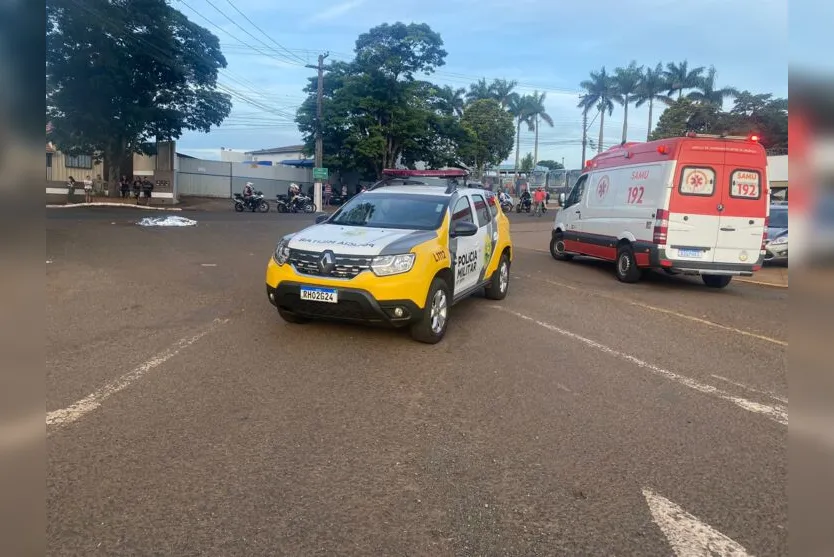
[233,191,269,213]
[275,193,316,214]
[514,195,547,214]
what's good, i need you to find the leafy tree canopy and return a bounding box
[296,22,460,179]
[536,159,564,170]
[459,99,515,174]
[519,153,534,173]
[46,0,231,181]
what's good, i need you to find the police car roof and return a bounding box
[367,184,486,196]
[366,184,450,196]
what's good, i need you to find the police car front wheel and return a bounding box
[410,277,450,344]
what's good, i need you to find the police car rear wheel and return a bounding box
[410,278,449,344]
[485,254,510,300]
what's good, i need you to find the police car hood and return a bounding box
[288,224,436,257]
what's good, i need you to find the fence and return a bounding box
[177,157,313,199]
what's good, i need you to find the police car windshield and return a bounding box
[329,193,450,230]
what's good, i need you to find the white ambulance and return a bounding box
[550,133,770,288]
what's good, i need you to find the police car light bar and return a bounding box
[382,168,469,178]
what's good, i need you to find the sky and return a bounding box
[174,0,788,169]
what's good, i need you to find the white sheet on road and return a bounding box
[137,216,198,227]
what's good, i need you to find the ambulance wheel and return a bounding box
[615,244,642,283]
[702,274,733,289]
[410,278,450,344]
[550,232,573,261]
[485,254,510,300]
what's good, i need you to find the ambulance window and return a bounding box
[679,167,716,196]
[565,175,587,207]
[451,196,474,224]
[472,194,491,226]
[730,169,762,199]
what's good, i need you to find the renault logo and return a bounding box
[318,251,335,274]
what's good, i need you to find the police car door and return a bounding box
[471,192,497,281]
[450,195,482,296]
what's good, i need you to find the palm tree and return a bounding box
[436,85,466,117]
[579,67,617,154]
[663,60,705,100]
[508,93,535,181]
[489,78,518,109]
[634,62,673,141]
[466,78,493,103]
[687,65,738,108]
[528,90,554,168]
[613,61,643,143]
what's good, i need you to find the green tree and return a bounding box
[688,65,738,107]
[663,60,705,100]
[296,22,452,178]
[613,61,643,142]
[46,0,231,185]
[650,97,721,140]
[508,93,535,178]
[634,62,672,141]
[519,152,534,174]
[579,67,617,154]
[433,85,466,117]
[536,159,564,170]
[459,99,515,177]
[489,78,518,109]
[725,91,788,150]
[466,78,493,103]
[528,90,554,166]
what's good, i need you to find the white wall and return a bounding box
[767,155,788,182]
[247,151,305,164]
[220,149,246,163]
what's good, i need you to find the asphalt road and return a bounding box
[47,207,788,556]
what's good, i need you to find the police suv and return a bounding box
[265,169,513,343]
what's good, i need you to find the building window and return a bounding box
[65,154,93,169]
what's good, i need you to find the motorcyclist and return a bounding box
[499,190,512,206]
[520,188,532,210]
[287,182,300,210]
[242,181,255,210]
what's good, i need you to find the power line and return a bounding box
[219,0,307,65]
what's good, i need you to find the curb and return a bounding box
[46,202,182,212]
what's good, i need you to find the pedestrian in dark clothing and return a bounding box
[142,179,154,205]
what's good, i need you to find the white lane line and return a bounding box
[201,263,217,267]
[47,318,229,430]
[518,273,787,347]
[493,307,788,426]
[643,488,754,556]
[711,374,788,404]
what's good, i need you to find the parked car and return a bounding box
[764,203,788,264]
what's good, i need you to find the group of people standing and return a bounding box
[119,176,154,204]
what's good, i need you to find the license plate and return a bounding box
[299,287,338,303]
[678,248,704,258]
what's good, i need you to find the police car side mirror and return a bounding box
[315,214,328,224]
[451,221,478,237]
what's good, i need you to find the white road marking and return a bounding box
[201,263,217,267]
[517,273,787,347]
[710,374,788,404]
[643,488,754,556]
[47,318,229,430]
[493,307,788,426]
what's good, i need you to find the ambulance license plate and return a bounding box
[300,287,338,303]
[678,248,704,258]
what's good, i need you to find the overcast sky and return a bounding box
[174,0,788,169]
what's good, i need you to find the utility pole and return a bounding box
[306,52,329,210]
[580,108,588,168]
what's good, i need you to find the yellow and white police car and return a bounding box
[265,169,513,343]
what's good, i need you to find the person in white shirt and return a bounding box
[83,175,93,203]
